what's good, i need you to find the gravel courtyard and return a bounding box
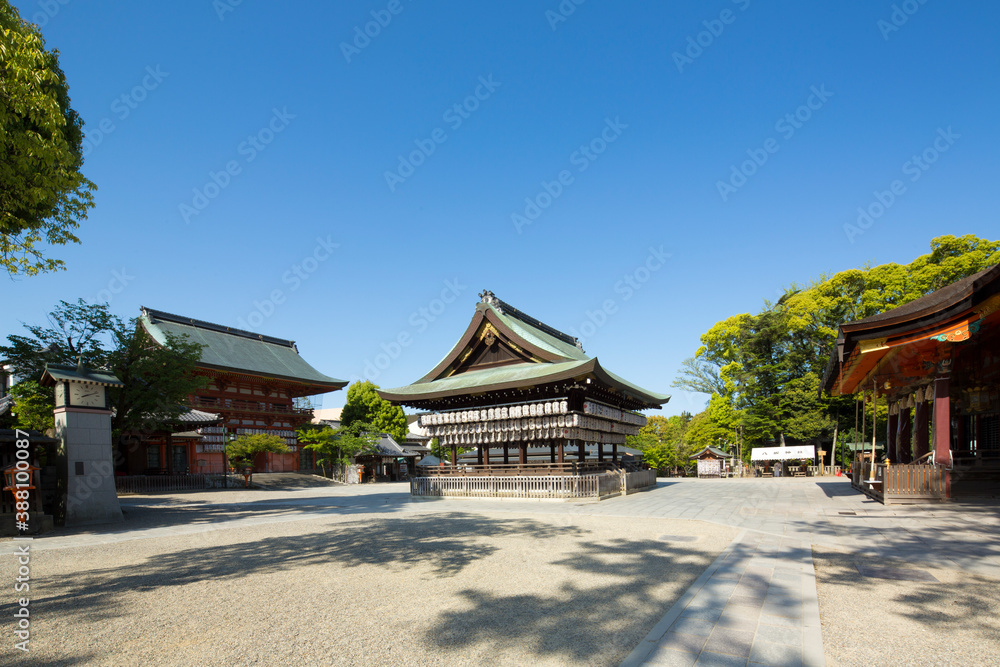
[3,477,1000,666]
[0,491,735,666]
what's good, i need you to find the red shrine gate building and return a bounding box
[121,308,346,475]
[824,264,1000,502]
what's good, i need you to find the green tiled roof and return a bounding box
[381,293,669,408]
[140,308,346,389]
[383,358,670,407]
[41,363,123,387]
[488,304,589,361]
[389,360,592,398]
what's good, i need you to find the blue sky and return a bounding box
[5,0,999,417]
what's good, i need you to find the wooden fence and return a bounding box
[851,461,948,504]
[410,469,656,500]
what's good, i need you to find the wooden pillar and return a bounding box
[887,412,898,463]
[451,443,458,468]
[557,441,565,463]
[933,376,952,464]
[612,443,618,463]
[973,415,982,455]
[503,443,509,464]
[483,444,491,466]
[597,441,604,462]
[896,406,912,463]
[477,445,483,466]
[160,441,168,474]
[549,442,556,463]
[518,442,527,465]
[577,439,585,462]
[914,397,930,459]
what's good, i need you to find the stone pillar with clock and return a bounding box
[40,361,125,526]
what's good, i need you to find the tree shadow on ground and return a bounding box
[424,535,717,665]
[2,513,587,625]
[38,487,420,540]
[812,545,1000,662]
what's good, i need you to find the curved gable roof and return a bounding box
[381,292,669,409]
[140,308,346,390]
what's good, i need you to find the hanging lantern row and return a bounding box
[582,400,645,426]
[419,400,568,426]
[423,412,641,439]
[417,399,646,428]
[435,427,628,446]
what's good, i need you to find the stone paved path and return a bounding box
[621,530,823,667]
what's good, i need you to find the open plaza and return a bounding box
[2,475,999,666]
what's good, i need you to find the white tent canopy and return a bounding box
[751,445,816,462]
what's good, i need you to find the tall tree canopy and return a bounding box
[341,380,408,443]
[1,2,95,276]
[0,300,206,437]
[674,235,1000,452]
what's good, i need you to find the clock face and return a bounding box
[54,382,67,406]
[70,383,105,408]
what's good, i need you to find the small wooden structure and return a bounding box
[825,264,1000,501]
[355,434,419,482]
[689,446,729,478]
[379,291,669,499]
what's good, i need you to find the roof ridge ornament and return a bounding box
[479,290,500,311]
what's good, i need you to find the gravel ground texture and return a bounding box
[814,545,1000,667]
[1,509,735,666]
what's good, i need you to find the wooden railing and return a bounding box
[410,469,657,499]
[851,461,947,504]
[191,397,313,416]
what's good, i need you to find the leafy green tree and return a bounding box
[6,380,54,432]
[0,300,206,440]
[1,2,96,276]
[107,321,207,438]
[628,413,695,474]
[1,299,118,380]
[227,433,288,470]
[342,380,408,442]
[298,421,378,480]
[674,235,1000,450]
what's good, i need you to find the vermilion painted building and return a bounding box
[131,308,346,474]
